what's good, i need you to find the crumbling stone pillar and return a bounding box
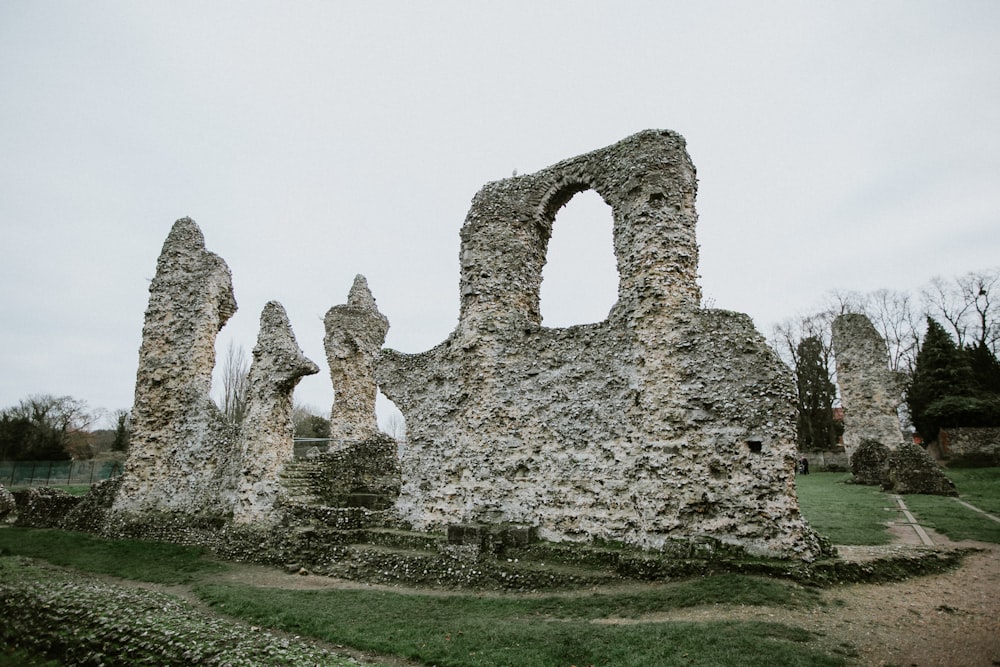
[831,313,906,458]
[833,313,954,494]
[112,219,320,524]
[377,130,823,560]
[233,301,319,524]
[112,218,238,516]
[324,275,389,445]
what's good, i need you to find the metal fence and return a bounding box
[1,460,122,488]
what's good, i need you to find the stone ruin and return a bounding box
[377,130,822,559]
[53,130,828,571]
[110,219,320,525]
[831,314,907,458]
[832,313,955,495]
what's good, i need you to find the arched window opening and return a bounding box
[540,189,618,327]
[377,390,406,449]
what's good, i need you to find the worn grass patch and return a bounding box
[195,580,840,667]
[0,527,226,584]
[795,473,894,545]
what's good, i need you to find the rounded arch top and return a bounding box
[458,130,700,330]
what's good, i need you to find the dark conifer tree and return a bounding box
[795,336,839,450]
[907,318,974,439]
[966,341,1000,395]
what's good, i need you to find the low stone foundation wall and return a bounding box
[12,487,82,528]
[935,427,1000,467]
[799,450,849,472]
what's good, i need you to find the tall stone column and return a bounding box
[324,275,389,445]
[832,313,906,458]
[233,301,319,523]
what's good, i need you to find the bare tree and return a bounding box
[862,289,921,374]
[0,394,93,460]
[818,288,920,374]
[219,341,250,425]
[381,411,407,442]
[771,310,836,374]
[922,268,1000,353]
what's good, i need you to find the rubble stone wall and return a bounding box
[324,275,389,444]
[937,427,1000,466]
[111,219,316,525]
[831,313,906,458]
[112,218,239,517]
[377,130,822,559]
[233,302,319,524]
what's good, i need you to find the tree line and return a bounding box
[774,267,1000,450]
[0,395,129,461]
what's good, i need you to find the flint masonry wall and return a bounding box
[324,275,389,444]
[831,313,906,458]
[112,219,316,524]
[112,219,239,516]
[233,301,319,524]
[377,130,823,559]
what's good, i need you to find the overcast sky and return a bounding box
[2,1,998,427]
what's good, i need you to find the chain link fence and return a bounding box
[1,460,122,488]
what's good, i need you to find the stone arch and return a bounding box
[538,186,619,327]
[457,130,700,333]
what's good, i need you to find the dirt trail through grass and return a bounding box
[158,536,999,666]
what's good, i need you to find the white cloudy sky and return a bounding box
[2,1,998,426]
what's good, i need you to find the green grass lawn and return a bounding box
[195,580,839,667]
[796,467,1000,545]
[795,472,894,545]
[0,527,226,583]
[944,467,1000,515]
[0,527,847,667]
[900,467,1000,544]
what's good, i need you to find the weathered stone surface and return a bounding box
[280,435,400,510]
[934,427,1000,467]
[233,301,319,524]
[831,314,906,458]
[12,487,81,527]
[0,483,15,521]
[832,313,953,493]
[112,218,238,517]
[377,130,823,560]
[61,477,121,533]
[885,442,957,495]
[850,439,892,486]
[112,219,318,525]
[324,275,389,445]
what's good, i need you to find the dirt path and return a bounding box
[596,541,999,667]
[183,539,999,667]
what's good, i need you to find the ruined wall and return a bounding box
[233,301,319,524]
[937,427,1000,466]
[324,275,389,444]
[377,130,822,560]
[112,219,316,524]
[112,219,239,516]
[831,314,906,458]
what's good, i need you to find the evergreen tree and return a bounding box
[795,336,840,450]
[966,341,1000,395]
[907,318,974,439]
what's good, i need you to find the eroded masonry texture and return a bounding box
[831,313,906,458]
[833,313,954,494]
[377,130,823,559]
[233,301,319,523]
[111,219,318,523]
[324,275,389,444]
